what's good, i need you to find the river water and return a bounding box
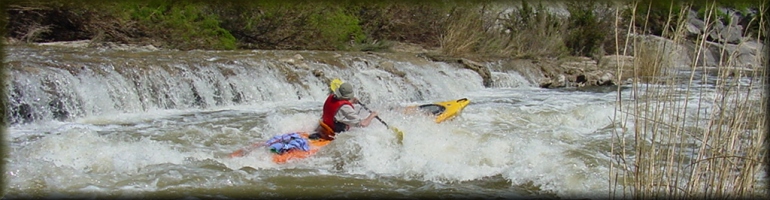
[2,45,764,199]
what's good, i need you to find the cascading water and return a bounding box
[5,46,509,125]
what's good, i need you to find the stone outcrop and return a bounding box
[420,53,494,87]
[376,61,407,78]
[536,56,624,88]
[458,58,493,87]
[629,35,764,71]
[420,52,623,89]
[685,9,751,45]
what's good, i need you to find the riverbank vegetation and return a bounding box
[6,1,764,57]
[611,1,767,199]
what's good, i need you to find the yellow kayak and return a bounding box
[405,98,470,123]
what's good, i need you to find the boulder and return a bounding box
[293,54,304,61]
[376,61,407,78]
[706,40,765,69]
[459,58,493,87]
[687,9,744,44]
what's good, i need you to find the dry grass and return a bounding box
[439,6,486,57]
[439,2,571,59]
[610,1,767,199]
[632,40,668,82]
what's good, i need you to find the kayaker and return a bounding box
[311,82,378,140]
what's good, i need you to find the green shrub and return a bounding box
[565,0,608,57]
[122,1,236,50]
[742,5,767,39]
[212,2,369,50]
[697,2,727,24]
[211,1,310,49]
[308,6,366,50]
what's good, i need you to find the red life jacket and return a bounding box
[320,94,353,138]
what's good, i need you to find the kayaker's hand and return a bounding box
[350,97,359,104]
[359,111,378,127]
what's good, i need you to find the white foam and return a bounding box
[16,128,179,175]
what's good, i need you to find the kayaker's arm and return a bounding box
[359,111,378,127]
[348,97,377,127]
[336,104,378,128]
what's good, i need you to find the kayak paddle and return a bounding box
[357,101,405,143]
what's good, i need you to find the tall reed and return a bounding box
[610,1,767,199]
